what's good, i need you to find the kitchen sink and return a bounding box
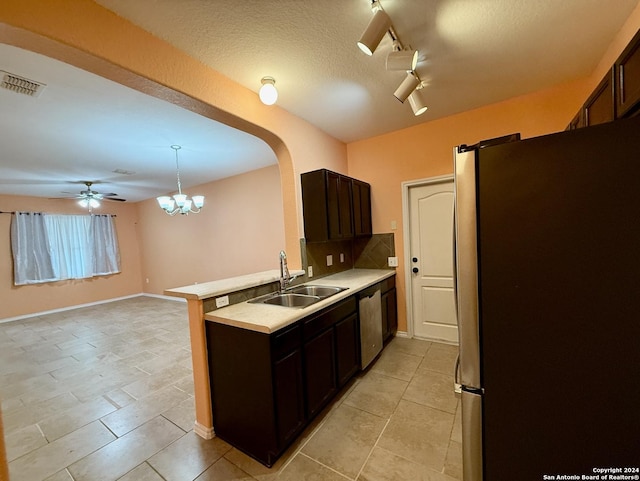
[249,285,347,308]
[262,293,321,308]
[289,285,347,298]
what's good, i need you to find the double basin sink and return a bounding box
[249,285,347,308]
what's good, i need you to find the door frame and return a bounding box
[401,174,454,339]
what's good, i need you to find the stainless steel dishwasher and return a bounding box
[358,286,383,369]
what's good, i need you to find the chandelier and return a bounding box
[156,145,204,215]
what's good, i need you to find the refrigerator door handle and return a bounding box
[454,148,482,389]
[461,389,483,481]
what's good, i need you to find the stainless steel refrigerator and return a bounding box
[454,116,640,481]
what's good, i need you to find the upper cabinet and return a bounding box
[583,68,616,127]
[568,29,640,130]
[301,169,372,243]
[616,29,640,118]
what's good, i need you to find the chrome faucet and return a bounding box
[279,250,290,292]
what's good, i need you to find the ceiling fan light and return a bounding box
[78,198,88,208]
[394,71,420,103]
[357,8,391,56]
[408,89,428,116]
[192,195,205,208]
[89,198,100,208]
[259,77,278,105]
[386,49,419,71]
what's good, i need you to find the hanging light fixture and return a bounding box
[156,145,204,216]
[386,48,419,71]
[394,71,421,103]
[259,77,278,105]
[408,86,428,116]
[357,3,392,56]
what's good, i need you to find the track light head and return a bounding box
[393,71,421,103]
[259,77,278,105]
[357,8,392,56]
[408,88,428,116]
[386,49,419,71]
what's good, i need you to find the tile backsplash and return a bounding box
[302,233,395,279]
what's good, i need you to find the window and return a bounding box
[10,212,121,285]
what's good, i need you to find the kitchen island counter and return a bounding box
[204,268,395,334]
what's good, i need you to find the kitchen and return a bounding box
[2,1,640,480]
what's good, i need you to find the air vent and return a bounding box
[1,71,46,97]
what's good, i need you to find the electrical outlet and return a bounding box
[145,278,149,284]
[215,295,230,308]
[308,266,314,277]
[391,220,397,230]
[388,256,399,267]
[327,255,333,266]
[340,253,345,263]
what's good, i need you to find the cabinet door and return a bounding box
[353,180,372,237]
[326,171,342,240]
[273,348,305,447]
[304,328,337,418]
[335,313,359,387]
[338,176,354,239]
[381,288,398,341]
[616,29,640,118]
[584,68,615,127]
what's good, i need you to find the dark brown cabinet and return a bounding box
[616,29,640,118]
[567,29,640,129]
[584,68,616,127]
[335,313,360,386]
[206,294,358,467]
[379,276,397,342]
[352,180,372,237]
[301,169,371,242]
[303,327,336,418]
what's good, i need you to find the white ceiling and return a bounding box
[1,0,639,203]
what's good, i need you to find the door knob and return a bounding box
[412,257,418,262]
[412,267,419,273]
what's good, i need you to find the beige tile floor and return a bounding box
[1,296,462,481]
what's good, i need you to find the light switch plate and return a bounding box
[388,256,399,267]
[308,266,314,277]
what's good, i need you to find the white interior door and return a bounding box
[409,180,457,343]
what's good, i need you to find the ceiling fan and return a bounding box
[58,181,126,208]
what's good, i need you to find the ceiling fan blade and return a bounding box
[103,197,126,202]
[101,193,119,197]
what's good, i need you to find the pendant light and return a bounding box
[157,145,204,216]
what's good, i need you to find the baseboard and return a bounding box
[0,292,183,324]
[194,421,215,440]
[143,292,186,303]
[395,330,409,338]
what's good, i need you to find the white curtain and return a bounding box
[10,212,56,285]
[11,212,121,285]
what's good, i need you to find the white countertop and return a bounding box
[205,268,395,334]
[164,269,305,300]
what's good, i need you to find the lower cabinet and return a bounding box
[380,276,398,342]
[206,295,358,467]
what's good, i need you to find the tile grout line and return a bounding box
[355,417,392,480]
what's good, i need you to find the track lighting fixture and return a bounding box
[357,7,392,56]
[386,49,419,71]
[394,71,421,103]
[259,77,278,105]
[408,87,428,116]
[357,0,429,115]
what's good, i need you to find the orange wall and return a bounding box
[137,164,286,294]
[0,194,143,319]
